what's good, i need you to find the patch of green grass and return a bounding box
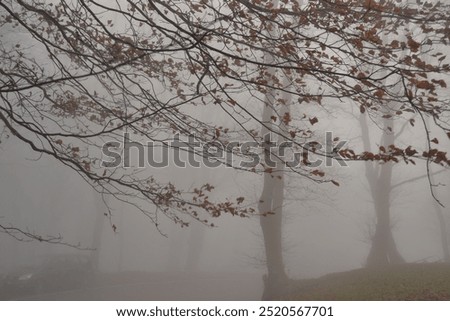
[283,263,450,300]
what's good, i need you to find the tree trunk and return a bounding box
[184,220,206,272]
[361,117,405,268]
[366,194,404,266]
[259,67,289,300]
[91,191,108,271]
[259,173,287,299]
[434,202,450,263]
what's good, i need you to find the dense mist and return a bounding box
[1,0,449,301]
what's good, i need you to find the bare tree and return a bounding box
[360,114,406,266]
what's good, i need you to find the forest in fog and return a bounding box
[0,0,449,300]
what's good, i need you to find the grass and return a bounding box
[283,263,450,300]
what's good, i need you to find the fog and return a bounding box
[1,0,449,301]
[1,115,448,300]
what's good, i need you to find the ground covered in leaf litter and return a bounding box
[283,263,450,300]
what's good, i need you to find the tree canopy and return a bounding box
[1,0,449,235]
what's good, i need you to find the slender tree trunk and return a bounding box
[91,190,108,271]
[260,167,288,299]
[434,200,450,263]
[184,169,210,272]
[259,174,287,299]
[361,116,405,267]
[184,211,206,272]
[259,36,290,297]
[91,207,103,271]
[166,226,184,273]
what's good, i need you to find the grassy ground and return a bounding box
[283,263,450,300]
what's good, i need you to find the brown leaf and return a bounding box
[309,117,318,125]
[405,146,417,156]
[282,112,292,125]
[331,180,340,186]
[416,80,435,90]
[374,89,384,98]
[311,169,325,177]
[407,36,420,52]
